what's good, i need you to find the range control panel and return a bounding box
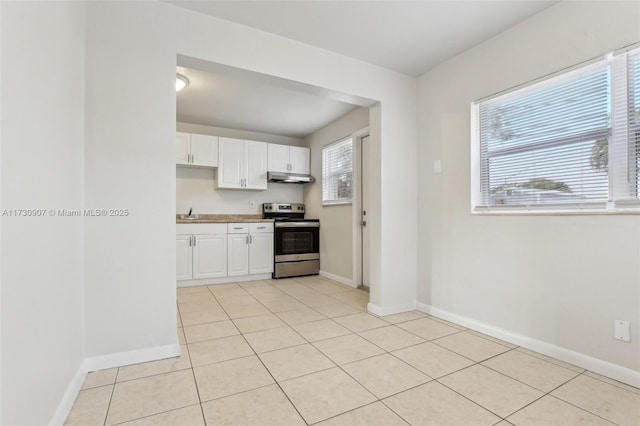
[263,203,305,214]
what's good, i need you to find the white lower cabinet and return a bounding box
[177,224,227,281]
[193,234,227,279]
[176,235,193,280]
[227,223,274,277]
[249,224,274,274]
[177,222,273,283]
[228,232,250,276]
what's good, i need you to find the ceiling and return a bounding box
[174,1,558,138]
[169,1,558,77]
[176,61,367,138]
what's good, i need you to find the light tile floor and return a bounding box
[67,276,640,426]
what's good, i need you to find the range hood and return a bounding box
[267,171,316,184]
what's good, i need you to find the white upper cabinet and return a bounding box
[217,137,244,189]
[217,137,267,190]
[289,146,310,174]
[267,144,290,173]
[176,132,219,167]
[267,143,310,174]
[176,132,191,166]
[190,134,218,167]
[245,141,268,190]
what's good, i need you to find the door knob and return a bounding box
[360,221,367,227]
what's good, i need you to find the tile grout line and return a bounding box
[208,282,312,425]
[180,291,209,425]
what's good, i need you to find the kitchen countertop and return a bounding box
[176,214,273,224]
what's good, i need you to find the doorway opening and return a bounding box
[352,128,370,291]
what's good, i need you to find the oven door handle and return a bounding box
[275,222,320,228]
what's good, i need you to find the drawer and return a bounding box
[250,223,274,233]
[177,223,227,235]
[227,223,249,234]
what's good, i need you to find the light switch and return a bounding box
[433,160,442,174]
[614,320,630,342]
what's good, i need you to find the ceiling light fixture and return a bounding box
[176,73,189,92]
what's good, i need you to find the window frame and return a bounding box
[470,47,640,215]
[322,136,354,206]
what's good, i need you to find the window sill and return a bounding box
[322,201,352,207]
[472,207,640,216]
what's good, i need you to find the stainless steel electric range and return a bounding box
[262,203,320,279]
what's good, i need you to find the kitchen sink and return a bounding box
[179,214,200,220]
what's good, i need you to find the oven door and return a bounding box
[274,222,320,262]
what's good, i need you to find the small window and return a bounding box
[322,137,353,205]
[471,46,640,213]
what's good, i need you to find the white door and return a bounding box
[245,140,268,190]
[267,143,290,172]
[289,146,310,174]
[361,135,370,288]
[249,232,273,274]
[190,134,218,167]
[176,235,193,280]
[227,233,249,276]
[176,132,191,165]
[217,137,244,189]
[193,234,227,279]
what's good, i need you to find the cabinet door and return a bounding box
[289,146,310,174]
[217,137,244,189]
[191,134,218,167]
[176,132,191,166]
[193,234,227,279]
[176,235,193,280]
[245,141,268,190]
[267,143,290,173]
[227,233,249,276]
[249,232,273,274]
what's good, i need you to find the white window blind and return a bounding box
[474,61,611,210]
[322,137,353,205]
[611,48,640,205]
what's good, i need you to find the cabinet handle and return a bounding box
[233,227,243,230]
[189,236,192,247]
[193,236,196,246]
[250,234,253,244]
[257,226,266,229]
[245,235,249,244]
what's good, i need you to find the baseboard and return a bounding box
[319,270,355,288]
[177,273,272,287]
[83,343,180,373]
[49,363,87,426]
[50,342,180,425]
[416,303,640,388]
[368,301,417,317]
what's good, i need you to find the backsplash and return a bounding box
[176,167,303,215]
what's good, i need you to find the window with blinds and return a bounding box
[471,46,640,212]
[322,137,353,205]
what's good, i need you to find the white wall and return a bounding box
[304,107,370,282]
[176,122,303,215]
[84,2,178,359]
[0,2,86,424]
[81,0,417,370]
[418,0,640,381]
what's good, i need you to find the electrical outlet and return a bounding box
[614,320,630,342]
[249,201,256,208]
